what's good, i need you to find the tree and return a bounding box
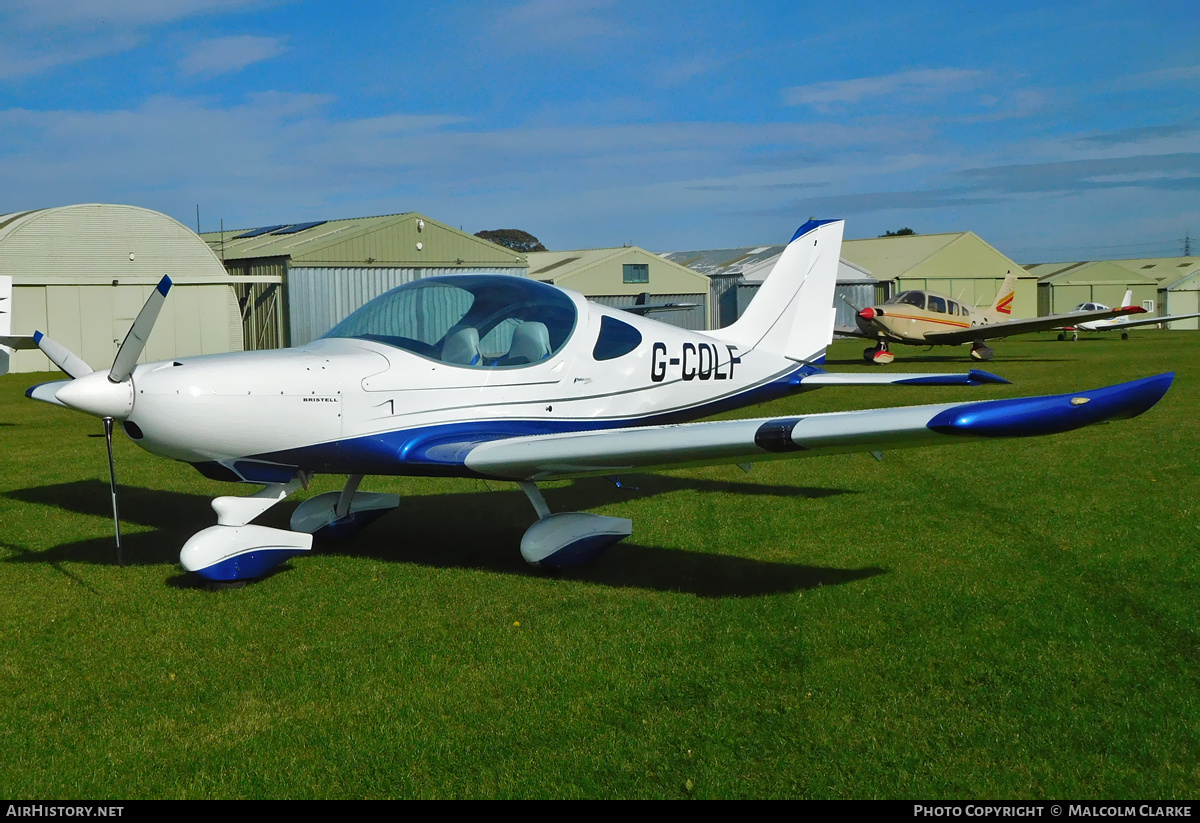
[880,228,916,237]
[475,229,547,253]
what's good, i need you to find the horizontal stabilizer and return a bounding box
[798,369,1010,386]
[0,335,39,350]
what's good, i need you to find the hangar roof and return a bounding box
[527,246,708,294]
[200,212,526,268]
[1021,256,1200,289]
[840,231,1028,281]
[0,203,231,285]
[1107,256,1200,289]
[1027,261,1159,286]
[660,245,873,284]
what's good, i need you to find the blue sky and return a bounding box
[1,0,1196,261]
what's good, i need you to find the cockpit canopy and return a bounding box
[322,275,578,368]
[1072,302,1109,312]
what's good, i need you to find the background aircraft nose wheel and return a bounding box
[1121,332,1129,340]
[864,343,893,364]
[970,344,994,361]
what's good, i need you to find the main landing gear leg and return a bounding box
[180,477,313,583]
[970,342,994,361]
[290,473,401,540]
[863,342,894,365]
[517,480,632,569]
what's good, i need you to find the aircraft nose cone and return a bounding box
[859,307,877,320]
[55,371,135,419]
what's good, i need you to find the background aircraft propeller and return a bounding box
[34,275,172,565]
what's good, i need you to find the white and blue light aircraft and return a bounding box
[1,220,1174,582]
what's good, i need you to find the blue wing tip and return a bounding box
[928,372,1174,438]
[790,218,840,242]
[157,276,172,296]
[968,369,1010,385]
[33,330,43,343]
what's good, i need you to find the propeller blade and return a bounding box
[33,331,94,379]
[109,275,172,383]
[103,416,123,566]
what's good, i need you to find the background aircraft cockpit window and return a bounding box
[322,275,577,368]
[889,291,926,309]
[927,295,946,313]
[592,315,643,361]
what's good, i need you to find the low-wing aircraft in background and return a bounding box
[1058,290,1200,340]
[1,220,1174,583]
[839,271,1147,363]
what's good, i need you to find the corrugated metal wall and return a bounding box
[708,273,743,329]
[588,294,707,331]
[287,266,530,346]
[736,282,876,333]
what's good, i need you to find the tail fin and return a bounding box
[1120,289,1134,308]
[711,219,843,362]
[985,270,1018,320]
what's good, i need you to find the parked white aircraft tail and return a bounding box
[710,219,842,363]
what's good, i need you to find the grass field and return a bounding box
[0,332,1196,799]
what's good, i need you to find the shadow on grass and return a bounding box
[4,477,880,597]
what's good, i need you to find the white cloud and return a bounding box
[783,68,986,108]
[0,33,139,79]
[5,0,274,28]
[493,0,622,47]
[177,35,287,77]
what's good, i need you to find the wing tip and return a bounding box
[927,373,1174,438]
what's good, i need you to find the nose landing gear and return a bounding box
[863,343,894,365]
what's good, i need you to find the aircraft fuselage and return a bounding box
[122,289,814,483]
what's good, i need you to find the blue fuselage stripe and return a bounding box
[238,363,824,479]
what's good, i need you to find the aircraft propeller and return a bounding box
[34,276,172,565]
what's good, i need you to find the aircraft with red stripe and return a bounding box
[838,271,1146,363]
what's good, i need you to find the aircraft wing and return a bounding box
[620,302,700,315]
[0,335,39,350]
[463,373,1172,481]
[923,306,1146,344]
[1093,311,1200,330]
[796,369,1009,386]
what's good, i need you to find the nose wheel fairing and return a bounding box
[864,342,894,365]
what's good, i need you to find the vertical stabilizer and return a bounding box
[1120,289,1134,308]
[985,270,1018,320]
[711,219,843,362]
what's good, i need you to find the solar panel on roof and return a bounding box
[235,224,289,239]
[271,221,327,235]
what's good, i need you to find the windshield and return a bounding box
[322,275,578,368]
[887,291,926,309]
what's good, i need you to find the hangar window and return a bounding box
[322,275,577,368]
[623,264,649,284]
[592,315,642,361]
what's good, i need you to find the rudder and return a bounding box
[711,219,843,362]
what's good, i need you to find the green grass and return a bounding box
[0,332,1197,798]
